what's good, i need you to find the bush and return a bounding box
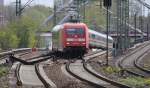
[0,66,8,77]
[120,77,148,88]
[0,5,52,50]
[103,66,121,74]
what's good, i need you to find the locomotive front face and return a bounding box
[65,28,85,45]
[62,24,88,56]
[52,23,89,56]
[64,27,86,47]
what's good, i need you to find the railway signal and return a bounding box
[103,0,112,66]
[103,0,112,7]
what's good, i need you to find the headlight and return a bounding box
[66,42,70,44]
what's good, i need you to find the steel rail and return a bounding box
[35,63,53,88]
[11,54,52,65]
[83,51,131,88]
[15,63,22,86]
[134,50,150,74]
[15,51,53,88]
[0,48,31,65]
[118,41,150,77]
[66,51,130,88]
[65,61,106,88]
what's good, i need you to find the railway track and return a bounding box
[12,51,54,88]
[134,51,150,74]
[0,48,31,65]
[118,41,150,77]
[11,50,51,65]
[5,43,150,88]
[66,51,130,88]
[66,60,108,88]
[16,63,45,87]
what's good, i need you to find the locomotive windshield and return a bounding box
[66,28,84,35]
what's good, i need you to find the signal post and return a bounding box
[103,0,112,66]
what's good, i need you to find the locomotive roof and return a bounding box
[89,29,113,40]
[64,23,86,25]
[51,25,63,32]
[52,23,87,32]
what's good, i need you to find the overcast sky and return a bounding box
[4,0,150,6]
[145,0,150,4]
[4,0,54,7]
[3,0,150,8]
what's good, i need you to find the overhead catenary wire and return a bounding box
[102,6,146,36]
[137,0,150,9]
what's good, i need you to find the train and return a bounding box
[89,29,113,49]
[51,23,113,56]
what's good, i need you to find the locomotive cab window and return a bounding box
[76,29,84,34]
[66,29,76,35]
[91,34,96,38]
[66,28,85,35]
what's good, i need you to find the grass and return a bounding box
[102,66,150,87]
[0,66,9,77]
[120,77,150,88]
[103,66,121,74]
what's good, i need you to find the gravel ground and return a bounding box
[0,66,10,88]
[0,75,9,88]
[141,51,150,70]
[44,60,96,88]
[89,55,122,81]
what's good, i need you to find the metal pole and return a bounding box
[18,0,21,17]
[53,1,57,26]
[141,5,143,42]
[77,0,80,22]
[116,0,120,55]
[134,13,137,43]
[148,10,150,40]
[106,5,109,66]
[120,0,123,52]
[119,0,122,54]
[121,0,125,51]
[83,0,86,22]
[127,0,129,48]
[124,0,129,50]
[16,0,18,16]
[147,23,149,40]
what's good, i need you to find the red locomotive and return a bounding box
[52,23,89,56]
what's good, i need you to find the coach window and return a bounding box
[108,39,112,43]
[92,34,96,38]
